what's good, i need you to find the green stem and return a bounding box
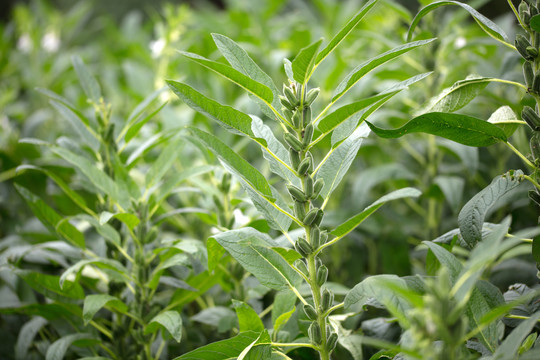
[505,141,535,169]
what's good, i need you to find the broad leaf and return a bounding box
[46,333,97,360]
[366,112,508,147]
[72,56,101,104]
[317,122,371,199]
[420,76,493,114]
[145,310,183,342]
[189,127,273,199]
[292,38,322,84]
[332,39,436,102]
[173,331,261,360]
[82,294,128,325]
[15,270,84,303]
[15,317,48,360]
[458,170,524,248]
[331,187,421,240]
[15,185,85,248]
[488,106,521,138]
[98,211,140,230]
[180,51,273,103]
[531,14,540,33]
[407,1,508,44]
[232,300,264,332]
[211,228,302,290]
[315,0,381,67]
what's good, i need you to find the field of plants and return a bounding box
[3,0,540,359]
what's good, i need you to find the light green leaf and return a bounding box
[167,80,256,138]
[72,55,101,104]
[211,228,302,290]
[98,211,140,230]
[211,33,281,114]
[145,310,183,343]
[239,331,272,360]
[179,51,273,103]
[15,270,85,303]
[366,112,508,147]
[82,294,128,325]
[271,290,297,326]
[124,101,167,143]
[50,100,99,150]
[15,184,85,248]
[488,106,521,138]
[153,165,215,206]
[146,136,183,188]
[407,1,508,44]
[15,317,48,360]
[52,147,130,208]
[331,187,421,240]
[75,214,121,246]
[59,258,129,288]
[317,123,371,199]
[422,241,463,281]
[332,39,436,102]
[420,76,493,114]
[173,331,260,360]
[189,127,273,199]
[458,170,524,248]
[292,38,322,84]
[434,175,465,213]
[315,0,381,67]
[273,306,295,336]
[46,333,97,360]
[232,300,264,332]
[127,87,166,125]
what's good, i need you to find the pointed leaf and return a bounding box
[72,55,101,103]
[124,101,167,143]
[420,76,494,114]
[98,212,140,231]
[332,188,421,240]
[50,100,99,149]
[488,106,521,138]
[292,39,322,84]
[232,300,264,332]
[145,310,183,343]
[332,39,436,102]
[211,228,302,290]
[15,270,84,303]
[146,136,183,187]
[317,122,371,199]
[407,1,508,43]
[46,333,97,360]
[367,112,507,147]
[173,331,261,360]
[83,294,128,325]
[459,170,524,247]
[315,0,381,66]
[180,51,273,103]
[189,127,273,199]
[60,258,129,288]
[15,317,48,360]
[423,241,464,281]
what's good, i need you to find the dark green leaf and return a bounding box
[292,38,322,84]
[82,294,128,325]
[367,112,508,147]
[531,14,540,33]
[46,333,96,360]
[232,300,264,332]
[173,332,260,360]
[145,311,183,343]
[15,270,85,303]
[15,317,48,360]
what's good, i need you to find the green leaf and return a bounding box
[15,317,48,360]
[50,100,99,150]
[72,55,101,104]
[315,0,381,67]
[271,290,297,326]
[238,331,272,360]
[82,294,128,325]
[52,147,130,208]
[98,211,140,231]
[232,300,264,332]
[488,106,521,138]
[332,39,435,102]
[331,188,421,240]
[15,270,85,303]
[458,170,524,248]
[127,87,166,125]
[344,275,419,325]
[434,175,464,213]
[167,80,256,138]
[211,228,302,290]
[531,14,540,33]
[407,1,508,43]
[46,333,96,360]
[273,306,296,335]
[59,258,129,288]
[420,76,493,114]
[179,51,273,103]
[15,184,85,248]
[366,112,508,147]
[75,214,121,246]
[422,242,463,281]
[153,165,215,206]
[124,101,167,143]
[292,38,322,84]
[189,127,273,199]
[211,33,281,113]
[146,136,183,187]
[173,331,260,360]
[145,310,183,343]
[317,123,371,199]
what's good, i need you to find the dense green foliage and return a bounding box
[2,0,540,359]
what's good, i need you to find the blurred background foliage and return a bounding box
[1,0,538,359]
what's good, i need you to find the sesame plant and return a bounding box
[166,0,440,358]
[2,56,228,360]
